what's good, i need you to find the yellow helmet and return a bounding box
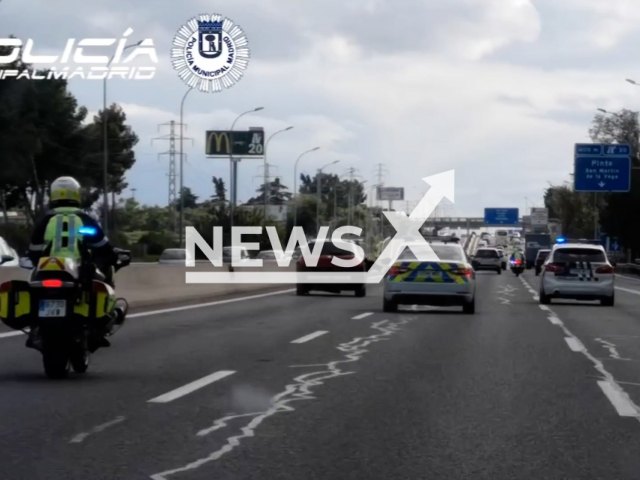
[50,176,81,207]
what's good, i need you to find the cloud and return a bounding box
[1,0,634,215]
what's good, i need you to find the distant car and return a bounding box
[0,236,18,267]
[534,249,551,276]
[383,238,476,314]
[539,243,614,306]
[471,248,502,274]
[296,240,366,297]
[158,248,192,265]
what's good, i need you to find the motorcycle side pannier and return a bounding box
[0,280,32,330]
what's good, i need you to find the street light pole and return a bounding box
[292,147,320,228]
[263,126,293,225]
[315,160,340,236]
[103,40,141,235]
[229,107,264,234]
[179,87,193,247]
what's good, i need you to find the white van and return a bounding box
[495,230,509,246]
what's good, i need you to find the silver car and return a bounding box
[539,243,614,306]
[383,241,476,314]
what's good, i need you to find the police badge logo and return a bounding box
[171,14,249,92]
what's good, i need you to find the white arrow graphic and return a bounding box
[366,170,455,283]
[598,181,605,187]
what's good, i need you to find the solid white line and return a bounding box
[352,312,373,320]
[565,337,584,352]
[615,286,640,296]
[597,381,640,417]
[0,331,24,338]
[148,370,236,403]
[291,331,329,344]
[127,289,295,318]
[69,416,126,443]
[615,274,640,282]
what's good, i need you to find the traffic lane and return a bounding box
[0,287,384,478]
[140,266,640,480]
[523,272,640,406]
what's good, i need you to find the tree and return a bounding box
[544,183,595,238]
[588,109,640,254]
[247,177,292,205]
[175,187,199,211]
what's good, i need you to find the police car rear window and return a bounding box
[553,248,606,263]
[398,245,464,262]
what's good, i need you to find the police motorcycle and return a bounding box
[509,255,525,277]
[0,227,130,379]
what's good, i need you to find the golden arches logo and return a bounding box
[206,131,232,155]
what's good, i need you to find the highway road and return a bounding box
[2,271,640,479]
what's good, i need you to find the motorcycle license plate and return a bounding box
[39,300,66,317]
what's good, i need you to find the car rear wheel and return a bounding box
[462,297,475,314]
[539,288,551,304]
[296,285,308,296]
[383,298,397,312]
[601,295,614,307]
[355,285,366,297]
[497,268,502,275]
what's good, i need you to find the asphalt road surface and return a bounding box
[2,271,640,479]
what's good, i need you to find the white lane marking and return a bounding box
[615,286,640,296]
[565,337,585,352]
[352,312,373,320]
[617,380,640,387]
[594,338,630,361]
[69,416,126,443]
[615,274,640,283]
[0,289,296,342]
[149,315,416,480]
[597,381,640,417]
[0,331,24,339]
[548,315,563,326]
[148,371,236,404]
[291,331,328,344]
[519,276,640,421]
[129,289,295,318]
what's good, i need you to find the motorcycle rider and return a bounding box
[510,247,525,268]
[27,176,121,349]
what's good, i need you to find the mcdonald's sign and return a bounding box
[205,130,265,156]
[205,130,233,155]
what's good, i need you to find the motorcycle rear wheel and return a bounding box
[70,348,90,373]
[43,348,70,379]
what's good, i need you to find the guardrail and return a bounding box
[0,261,295,309]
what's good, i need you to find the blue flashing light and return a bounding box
[78,226,97,236]
[555,236,566,244]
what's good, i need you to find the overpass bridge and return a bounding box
[423,217,523,229]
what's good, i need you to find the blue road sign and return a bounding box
[575,144,631,156]
[574,156,631,192]
[484,208,519,225]
[610,238,620,251]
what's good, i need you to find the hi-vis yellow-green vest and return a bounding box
[43,207,86,260]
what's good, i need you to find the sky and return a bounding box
[3,0,640,217]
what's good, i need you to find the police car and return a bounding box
[539,241,614,306]
[383,236,476,314]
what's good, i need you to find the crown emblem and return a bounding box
[198,20,223,34]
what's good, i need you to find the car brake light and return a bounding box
[595,265,614,274]
[42,279,62,287]
[545,263,563,273]
[388,265,409,275]
[453,267,472,277]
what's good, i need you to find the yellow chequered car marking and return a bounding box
[390,261,469,284]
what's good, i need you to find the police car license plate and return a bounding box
[39,300,66,317]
